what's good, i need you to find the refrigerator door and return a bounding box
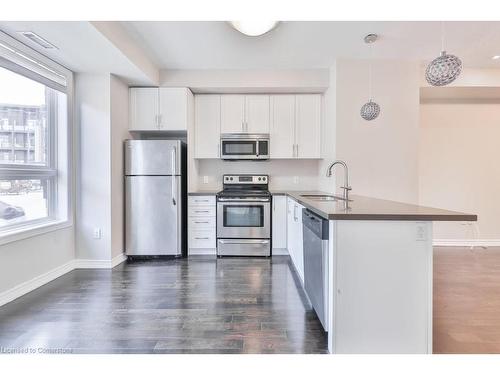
[125,175,182,256]
[125,140,182,176]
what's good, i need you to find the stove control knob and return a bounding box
[225,177,229,181]
[262,177,266,181]
[258,177,262,181]
[230,177,233,181]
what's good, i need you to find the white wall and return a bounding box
[0,228,74,295]
[318,64,337,193]
[419,101,500,241]
[196,159,321,191]
[76,73,130,261]
[75,73,112,261]
[110,75,129,259]
[335,59,420,204]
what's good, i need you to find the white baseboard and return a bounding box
[272,248,289,256]
[433,239,500,247]
[111,253,128,268]
[0,260,75,307]
[0,253,128,307]
[74,253,127,269]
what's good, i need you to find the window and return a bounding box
[0,34,72,237]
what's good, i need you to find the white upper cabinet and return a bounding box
[220,95,245,133]
[270,95,295,158]
[195,95,221,159]
[220,94,270,134]
[270,94,321,159]
[194,93,321,159]
[245,95,270,133]
[295,94,321,158]
[159,88,190,131]
[129,87,192,131]
[129,88,159,131]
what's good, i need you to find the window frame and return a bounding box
[0,31,73,245]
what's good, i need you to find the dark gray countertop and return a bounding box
[272,191,477,221]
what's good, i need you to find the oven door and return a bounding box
[217,199,270,239]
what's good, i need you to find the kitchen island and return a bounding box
[276,191,476,354]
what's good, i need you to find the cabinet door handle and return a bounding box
[195,210,210,213]
[195,237,210,240]
[194,199,209,203]
[296,144,299,157]
[194,221,209,224]
[217,143,220,157]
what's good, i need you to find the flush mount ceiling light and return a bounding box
[229,21,279,36]
[360,33,380,122]
[492,55,500,60]
[425,22,462,86]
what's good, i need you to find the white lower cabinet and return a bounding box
[272,195,288,251]
[188,195,216,254]
[287,197,304,283]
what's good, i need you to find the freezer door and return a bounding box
[125,175,181,256]
[125,140,182,176]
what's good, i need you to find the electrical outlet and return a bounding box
[93,228,102,239]
[203,176,209,184]
[293,176,299,184]
[416,224,427,241]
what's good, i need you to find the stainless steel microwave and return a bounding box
[220,133,270,160]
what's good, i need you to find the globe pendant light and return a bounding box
[360,34,380,121]
[425,22,462,86]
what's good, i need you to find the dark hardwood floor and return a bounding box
[0,256,327,354]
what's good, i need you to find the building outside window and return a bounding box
[0,33,73,238]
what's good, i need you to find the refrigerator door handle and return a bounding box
[172,176,177,206]
[171,146,177,205]
[171,146,177,175]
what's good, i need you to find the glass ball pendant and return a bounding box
[360,100,380,121]
[425,51,462,86]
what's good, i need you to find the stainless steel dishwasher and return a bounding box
[302,208,329,331]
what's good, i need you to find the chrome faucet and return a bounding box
[326,160,352,201]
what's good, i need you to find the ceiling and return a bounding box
[1,21,500,81]
[122,21,500,70]
[0,21,157,84]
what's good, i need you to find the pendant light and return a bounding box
[360,33,380,121]
[425,22,462,86]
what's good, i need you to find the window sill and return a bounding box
[0,219,72,246]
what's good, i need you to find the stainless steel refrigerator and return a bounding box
[125,139,187,257]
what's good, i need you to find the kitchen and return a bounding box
[0,16,499,365]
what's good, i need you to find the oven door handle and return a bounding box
[218,198,270,202]
[218,239,270,244]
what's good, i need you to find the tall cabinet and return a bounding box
[195,95,221,159]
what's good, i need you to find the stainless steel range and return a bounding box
[216,174,271,257]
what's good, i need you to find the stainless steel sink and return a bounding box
[300,194,345,201]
